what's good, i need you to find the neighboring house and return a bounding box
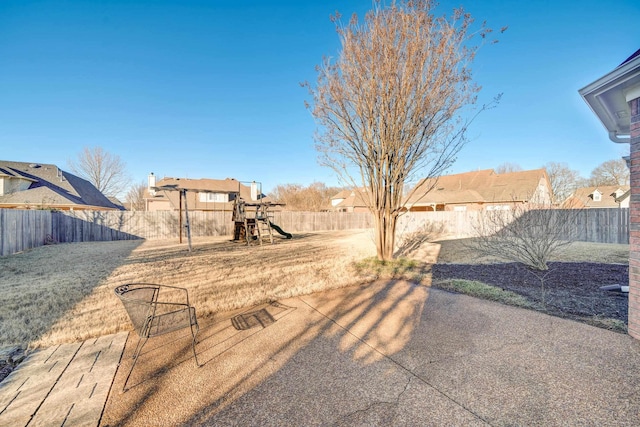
[144,174,267,212]
[330,189,352,208]
[562,185,630,208]
[0,160,121,210]
[107,196,125,210]
[404,168,553,212]
[330,188,370,213]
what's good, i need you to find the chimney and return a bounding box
[148,173,156,196]
[250,181,258,201]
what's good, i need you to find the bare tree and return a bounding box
[270,182,342,211]
[471,206,577,271]
[270,183,303,209]
[125,181,147,211]
[68,146,130,197]
[543,161,582,203]
[305,0,501,260]
[589,159,629,186]
[495,162,522,174]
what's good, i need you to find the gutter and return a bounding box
[609,131,630,144]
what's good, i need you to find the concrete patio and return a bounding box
[2,280,640,426]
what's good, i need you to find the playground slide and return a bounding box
[269,222,292,239]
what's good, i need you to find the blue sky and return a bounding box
[1,0,639,196]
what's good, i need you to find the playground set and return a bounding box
[232,197,292,245]
[152,180,292,251]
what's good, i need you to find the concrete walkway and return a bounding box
[2,280,640,426]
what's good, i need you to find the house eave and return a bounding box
[579,53,640,143]
[0,203,120,210]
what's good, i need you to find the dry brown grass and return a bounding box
[0,230,628,350]
[0,231,376,349]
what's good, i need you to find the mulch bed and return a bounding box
[432,262,629,324]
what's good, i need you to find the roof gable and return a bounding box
[334,191,369,208]
[331,189,352,201]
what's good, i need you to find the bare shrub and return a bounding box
[470,206,579,271]
[468,205,581,306]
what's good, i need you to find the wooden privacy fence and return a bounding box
[0,209,141,256]
[396,211,480,240]
[273,211,373,233]
[395,209,630,245]
[0,208,629,257]
[1,209,51,256]
[72,210,373,239]
[561,208,630,244]
[0,209,373,256]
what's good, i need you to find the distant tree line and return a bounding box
[268,182,342,211]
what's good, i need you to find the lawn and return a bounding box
[0,230,630,351]
[0,230,376,350]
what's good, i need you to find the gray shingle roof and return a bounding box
[619,48,640,67]
[0,160,120,209]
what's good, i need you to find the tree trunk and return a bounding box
[374,210,398,261]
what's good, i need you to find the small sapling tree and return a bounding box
[469,203,580,306]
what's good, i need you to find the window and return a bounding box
[593,191,602,202]
[199,192,227,203]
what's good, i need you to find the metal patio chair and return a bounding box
[114,283,200,391]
